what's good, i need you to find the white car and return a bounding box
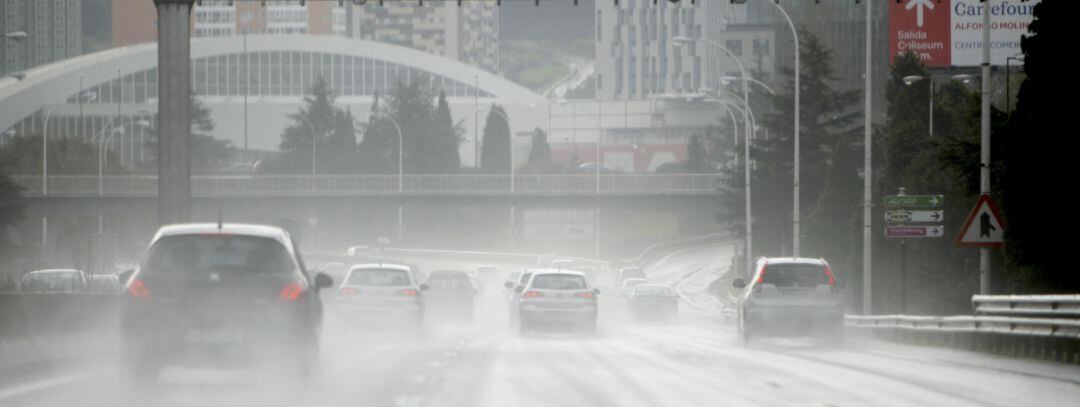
[511,269,599,336]
[732,257,844,343]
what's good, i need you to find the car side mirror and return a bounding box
[314,273,334,289]
[514,285,525,294]
[504,281,515,289]
[119,269,136,286]
[594,288,601,295]
[732,278,746,289]
[419,284,430,291]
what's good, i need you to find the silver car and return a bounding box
[512,269,599,336]
[733,257,844,343]
[336,263,428,331]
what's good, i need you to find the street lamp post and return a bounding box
[675,35,754,273]
[99,126,126,195]
[903,74,976,139]
[40,101,67,195]
[381,114,404,241]
[730,0,802,255]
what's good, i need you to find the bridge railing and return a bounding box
[845,295,1080,364]
[10,174,725,197]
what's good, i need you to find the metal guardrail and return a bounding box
[10,174,725,197]
[973,295,1080,317]
[845,294,1080,364]
[845,314,1080,339]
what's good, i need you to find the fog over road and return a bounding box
[2,244,1078,407]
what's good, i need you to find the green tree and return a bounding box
[686,135,709,173]
[357,93,395,174]
[521,127,562,174]
[267,76,358,174]
[433,91,462,172]
[749,30,861,261]
[1002,0,1078,292]
[145,93,233,171]
[480,104,511,173]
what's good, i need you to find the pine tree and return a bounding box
[686,135,709,173]
[358,92,394,174]
[480,104,511,173]
[268,76,357,174]
[433,91,462,173]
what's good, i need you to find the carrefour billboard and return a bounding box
[890,0,1039,67]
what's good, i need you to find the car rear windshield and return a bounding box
[762,264,829,288]
[623,269,646,279]
[142,235,294,274]
[634,286,672,296]
[427,273,471,290]
[22,272,81,292]
[347,269,411,286]
[531,274,588,290]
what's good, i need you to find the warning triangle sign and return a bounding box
[956,194,1005,248]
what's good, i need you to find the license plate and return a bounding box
[185,329,243,344]
[543,312,574,322]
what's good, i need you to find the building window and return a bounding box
[726,40,743,57]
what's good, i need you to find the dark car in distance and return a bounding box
[120,223,333,382]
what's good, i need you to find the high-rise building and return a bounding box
[1,0,82,76]
[595,0,761,101]
[181,1,497,73]
[346,1,498,74]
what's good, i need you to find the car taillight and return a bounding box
[575,292,595,299]
[340,287,358,295]
[127,278,150,298]
[823,264,836,286]
[279,280,306,301]
[523,291,544,298]
[398,289,419,296]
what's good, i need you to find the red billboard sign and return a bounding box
[890,0,952,67]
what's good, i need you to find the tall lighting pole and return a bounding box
[862,0,873,315]
[979,0,992,295]
[674,35,753,273]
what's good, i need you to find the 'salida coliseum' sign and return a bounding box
[890,0,1039,67]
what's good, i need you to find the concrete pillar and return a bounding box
[154,0,193,226]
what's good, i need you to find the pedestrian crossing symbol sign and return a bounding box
[956,194,1005,248]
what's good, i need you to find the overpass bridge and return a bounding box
[11,174,724,198]
[14,174,729,264]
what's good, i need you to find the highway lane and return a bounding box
[3,245,1079,406]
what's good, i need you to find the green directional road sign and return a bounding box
[884,195,944,209]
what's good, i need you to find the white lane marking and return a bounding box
[0,370,100,401]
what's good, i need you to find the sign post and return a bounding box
[884,189,945,313]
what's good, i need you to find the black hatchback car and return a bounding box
[120,223,333,381]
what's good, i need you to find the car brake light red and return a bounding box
[575,292,594,299]
[279,280,305,301]
[339,287,358,295]
[398,288,419,296]
[523,291,544,298]
[824,264,836,286]
[127,278,150,298]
